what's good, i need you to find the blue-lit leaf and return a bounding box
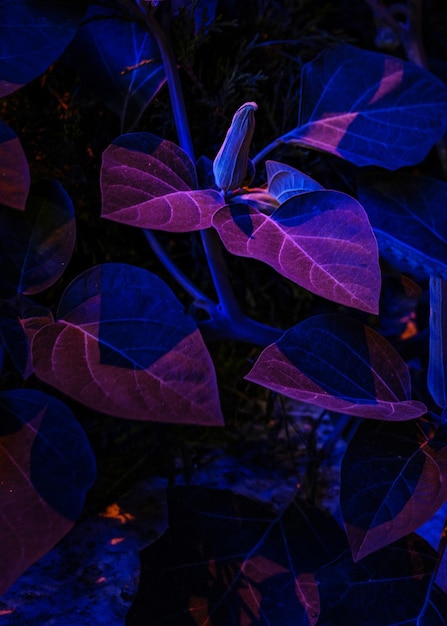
[0,0,87,97]
[284,44,447,168]
[70,2,165,131]
[32,263,223,426]
[357,171,447,280]
[245,314,427,420]
[0,389,96,595]
[101,132,225,231]
[341,420,447,561]
[0,180,75,298]
[316,534,438,625]
[266,160,323,203]
[213,190,381,313]
[428,277,447,408]
[0,120,30,210]
[128,486,348,625]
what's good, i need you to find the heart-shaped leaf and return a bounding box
[428,277,447,408]
[0,389,96,595]
[266,160,323,203]
[69,2,165,131]
[358,171,447,280]
[316,534,438,625]
[245,314,427,420]
[0,180,75,298]
[341,420,447,561]
[32,263,223,426]
[0,120,30,210]
[213,190,380,313]
[0,0,88,98]
[127,486,348,625]
[101,132,225,231]
[284,44,447,168]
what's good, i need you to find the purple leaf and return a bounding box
[213,190,381,313]
[0,180,75,298]
[101,133,225,231]
[266,160,323,203]
[358,171,447,280]
[128,486,348,625]
[245,314,427,420]
[0,120,30,210]
[70,3,165,131]
[341,420,447,561]
[285,44,447,168]
[0,0,87,98]
[316,534,438,624]
[0,389,96,595]
[32,263,224,426]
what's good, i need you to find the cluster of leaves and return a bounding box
[2,0,447,623]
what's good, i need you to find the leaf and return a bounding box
[428,277,447,408]
[284,44,447,169]
[266,160,324,203]
[357,171,447,280]
[316,534,438,625]
[341,420,447,562]
[245,314,427,420]
[0,0,87,97]
[0,389,96,595]
[32,263,224,426]
[0,180,76,298]
[0,298,53,379]
[127,486,348,625]
[69,2,165,131]
[0,119,30,210]
[101,133,225,231]
[213,190,381,313]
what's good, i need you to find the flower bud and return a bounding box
[213,102,257,192]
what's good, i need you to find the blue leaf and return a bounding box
[70,3,166,131]
[0,0,87,97]
[285,44,447,169]
[357,171,447,279]
[428,277,447,408]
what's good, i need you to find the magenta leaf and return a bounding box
[285,44,447,168]
[70,3,165,131]
[0,0,87,98]
[101,132,225,231]
[127,486,348,625]
[316,534,439,624]
[0,180,75,298]
[0,389,96,595]
[32,263,224,425]
[245,314,427,420]
[341,420,447,562]
[0,120,30,210]
[358,171,447,280]
[213,190,380,313]
[266,160,323,203]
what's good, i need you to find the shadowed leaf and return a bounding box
[0,0,87,97]
[32,263,223,425]
[127,486,348,625]
[428,277,447,408]
[266,161,323,203]
[0,389,96,595]
[316,534,438,625]
[70,2,165,131]
[0,120,30,210]
[101,132,225,231]
[358,171,447,280]
[341,420,447,561]
[284,44,447,168]
[245,314,427,420]
[213,191,380,313]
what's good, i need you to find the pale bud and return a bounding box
[213,102,257,192]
